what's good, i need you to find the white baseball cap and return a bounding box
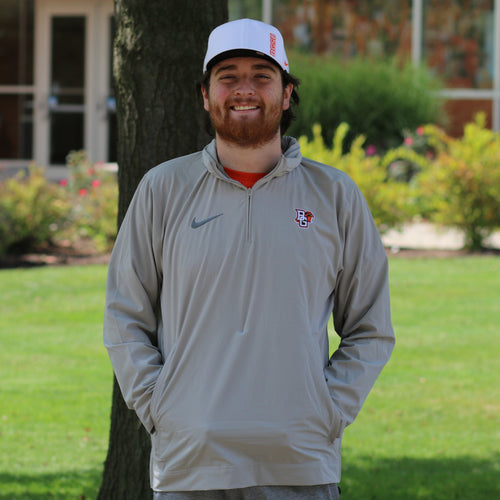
[203,18,289,73]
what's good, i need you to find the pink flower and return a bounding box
[404,137,414,146]
[91,179,101,188]
[78,188,88,196]
[59,178,68,187]
[365,145,377,156]
[416,126,425,136]
[87,168,95,176]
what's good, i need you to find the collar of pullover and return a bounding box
[202,136,303,187]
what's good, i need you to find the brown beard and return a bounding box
[208,96,284,148]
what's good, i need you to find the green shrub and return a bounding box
[415,114,500,251]
[0,166,71,256]
[0,153,118,258]
[288,53,444,152]
[299,123,417,233]
[59,151,118,252]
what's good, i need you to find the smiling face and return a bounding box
[201,56,293,148]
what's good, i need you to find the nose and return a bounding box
[233,77,256,97]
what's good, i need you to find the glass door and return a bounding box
[33,0,114,169]
[49,16,86,164]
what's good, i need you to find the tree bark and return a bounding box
[98,2,227,498]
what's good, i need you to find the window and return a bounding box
[272,0,412,59]
[0,0,34,85]
[0,0,34,159]
[0,94,33,159]
[423,0,495,89]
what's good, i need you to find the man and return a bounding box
[104,18,395,500]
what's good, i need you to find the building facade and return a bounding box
[267,0,499,137]
[1,0,499,175]
[1,0,115,177]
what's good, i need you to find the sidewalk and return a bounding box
[382,221,500,251]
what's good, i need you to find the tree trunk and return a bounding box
[98,2,227,498]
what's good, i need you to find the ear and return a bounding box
[201,85,210,111]
[282,83,293,111]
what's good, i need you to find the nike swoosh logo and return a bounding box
[191,213,223,229]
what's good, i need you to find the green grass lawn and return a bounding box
[0,265,112,499]
[0,257,499,499]
[339,257,500,499]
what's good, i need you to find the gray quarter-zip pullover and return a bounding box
[103,137,395,492]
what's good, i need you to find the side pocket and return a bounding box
[149,340,180,426]
[324,379,345,442]
[326,399,344,443]
[149,362,169,429]
[306,334,346,444]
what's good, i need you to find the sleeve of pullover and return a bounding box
[326,183,395,429]
[103,174,163,433]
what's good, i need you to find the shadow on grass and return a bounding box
[0,467,102,500]
[339,453,500,499]
[1,455,498,499]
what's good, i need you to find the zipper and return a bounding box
[246,189,253,242]
[218,175,254,242]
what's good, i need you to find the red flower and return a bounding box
[59,178,68,187]
[78,188,88,196]
[91,179,101,188]
[416,126,425,136]
[404,137,414,146]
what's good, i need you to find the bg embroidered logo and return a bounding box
[295,209,315,228]
[270,33,277,56]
